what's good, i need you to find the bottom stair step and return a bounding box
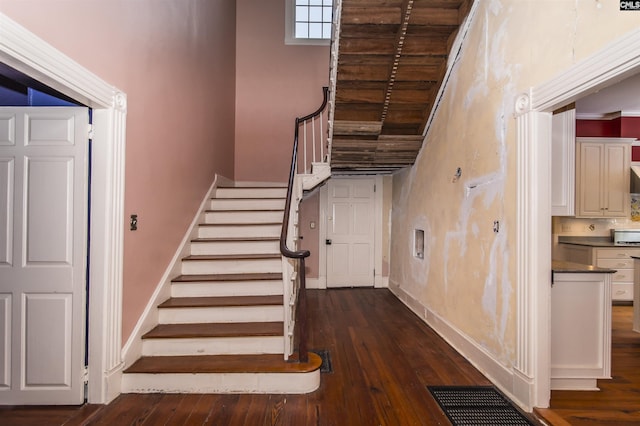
[140,322,285,356]
[121,353,321,394]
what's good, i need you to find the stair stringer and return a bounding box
[301,162,331,191]
[121,174,233,370]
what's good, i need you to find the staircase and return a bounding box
[121,184,321,394]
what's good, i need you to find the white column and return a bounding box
[514,92,552,409]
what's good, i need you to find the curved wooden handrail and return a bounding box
[280,86,329,363]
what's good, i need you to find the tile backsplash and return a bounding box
[553,195,640,238]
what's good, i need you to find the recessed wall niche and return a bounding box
[414,229,424,259]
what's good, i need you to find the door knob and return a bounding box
[326,239,332,245]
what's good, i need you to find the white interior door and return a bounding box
[326,178,375,288]
[0,107,89,404]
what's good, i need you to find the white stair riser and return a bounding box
[181,258,281,275]
[209,199,285,211]
[171,281,283,298]
[204,211,283,224]
[190,240,279,255]
[141,336,284,356]
[121,370,320,394]
[198,224,281,239]
[216,188,287,199]
[159,306,284,324]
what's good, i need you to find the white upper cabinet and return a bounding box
[575,137,634,218]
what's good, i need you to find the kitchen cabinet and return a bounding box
[551,109,575,216]
[575,137,633,218]
[551,269,612,390]
[595,248,636,301]
[634,257,640,333]
[557,244,640,301]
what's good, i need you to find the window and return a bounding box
[285,0,333,45]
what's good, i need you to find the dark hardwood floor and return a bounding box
[536,304,640,425]
[17,288,640,425]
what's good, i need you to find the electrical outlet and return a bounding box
[493,220,500,233]
[130,214,138,231]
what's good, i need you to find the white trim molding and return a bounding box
[515,27,640,410]
[0,13,127,404]
[576,110,640,120]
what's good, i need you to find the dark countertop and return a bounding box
[552,260,616,273]
[557,236,618,247]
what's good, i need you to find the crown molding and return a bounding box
[577,111,640,120]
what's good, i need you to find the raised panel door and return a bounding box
[0,107,88,404]
[326,178,375,287]
[603,143,630,217]
[576,142,604,217]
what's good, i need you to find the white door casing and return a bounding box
[326,178,375,287]
[0,107,88,404]
[0,13,127,404]
[514,28,640,410]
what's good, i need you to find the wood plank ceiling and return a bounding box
[331,0,474,172]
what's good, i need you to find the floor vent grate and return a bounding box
[311,349,332,373]
[427,386,535,425]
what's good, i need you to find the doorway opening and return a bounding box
[515,29,640,410]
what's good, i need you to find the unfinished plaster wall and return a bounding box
[390,0,640,369]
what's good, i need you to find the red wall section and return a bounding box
[621,117,640,139]
[576,118,620,137]
[578,117,640,161]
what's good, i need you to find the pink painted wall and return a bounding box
[298,191,320,278]
[235,0,330,183]
[0,1,237,342]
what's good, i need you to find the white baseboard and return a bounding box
[104,362,124,404]
[307,276,326,289]
[306,276,387,289]
[388,279,529,411]
[121,174,227,368]
[375,276,389,288]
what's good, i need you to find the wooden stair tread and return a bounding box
[158,295,283,308]
[205,209,284,213]
[191,237,279,243]
[217,185,287,189]
[142,322,284,339]
[198,222,281,227]
[124,353,321,374]
[211,197,285,201]
[172,272,283,283]
[183,253,281,261]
